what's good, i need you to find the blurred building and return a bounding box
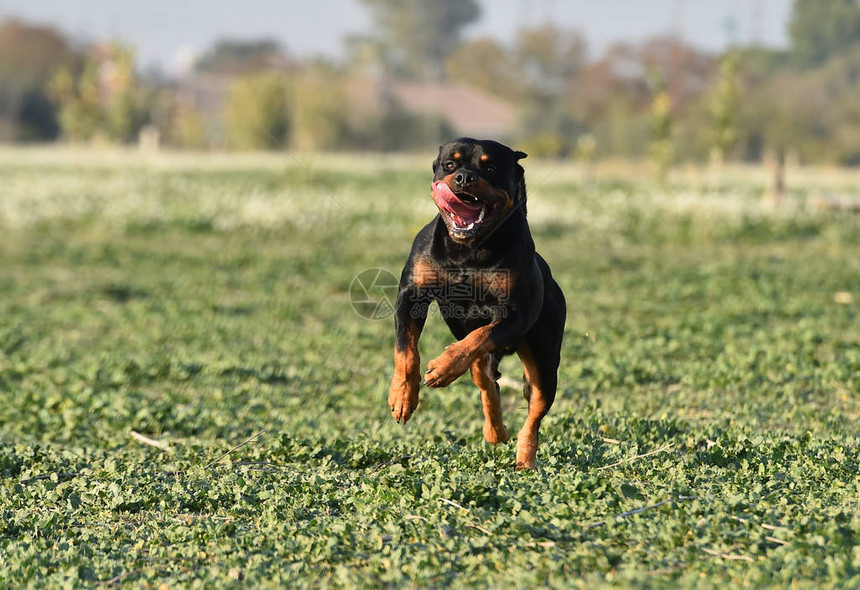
[346,75,517,139]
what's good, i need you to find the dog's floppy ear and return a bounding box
[511,148,528,212]
[515,162,527,215]
[432,146,443,173]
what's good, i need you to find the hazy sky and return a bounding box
[1,0,794,73]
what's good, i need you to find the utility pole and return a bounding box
[519,0,534,28]
[750,0,763,46]
[668,0,686,103]
[672,0,686,41]
[540,0,556,25]
[724,15,739,50]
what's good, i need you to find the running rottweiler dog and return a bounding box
[387,137,566,469]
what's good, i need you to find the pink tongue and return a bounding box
[432,181,482,222]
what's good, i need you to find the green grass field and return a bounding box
[1,148,859,588]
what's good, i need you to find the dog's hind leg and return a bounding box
[515,280,565,469]
[471,353,510,445]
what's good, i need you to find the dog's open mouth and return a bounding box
[432,181,496,236]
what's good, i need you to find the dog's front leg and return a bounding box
[424,314,525,388]
[388,286,428,423]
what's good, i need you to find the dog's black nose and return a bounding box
[454,170,477,187]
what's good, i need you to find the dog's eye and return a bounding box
[444,161,456,171]
[484,165,496,174]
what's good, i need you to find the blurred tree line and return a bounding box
[0,19,72,141]
[1,0,860,165]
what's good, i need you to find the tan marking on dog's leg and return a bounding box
[388,322,421,423]
[515,343,549,469]
[471,355,509,445]
[425,323,497,388]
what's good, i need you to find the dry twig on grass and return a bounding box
[19,472,79,485]
[700,546,755,562]
[729,514,790,545]
[130,430,173,453]
[597,442,675,471]
[521,540,557,548]
[586,495,698,530]
[96,568,146,586]
[729,514,782,532]
[439,497,468,512]
[201,430,267,471]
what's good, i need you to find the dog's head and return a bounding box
[431,138,527,244]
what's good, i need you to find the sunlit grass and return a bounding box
[0,146,858,587]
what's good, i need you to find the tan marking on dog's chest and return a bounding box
[412,260,443,288]
[475,269,516,300]
[414,260,516,302]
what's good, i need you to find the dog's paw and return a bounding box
[515,434,537,470]
[483,423,510,445]
[388,376,420,424]
[424,346,472,388]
